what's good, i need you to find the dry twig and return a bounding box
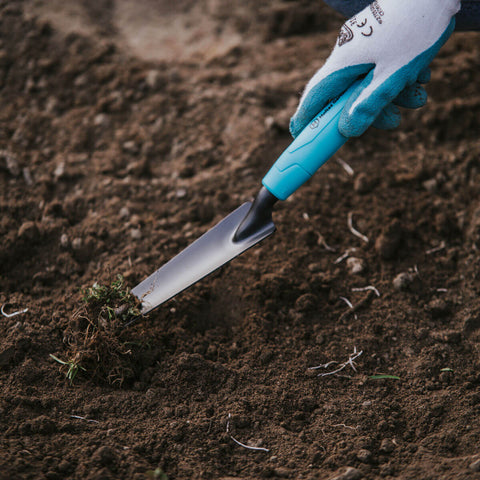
[339,290,377,321]
[347,212,369,243]
[317,232,336,252]
[1,304,28,318]
[352,286,381,297]
[332,424,358,430]
[226,414,269,453]
[339,296,357,320]
[334,248,357,264]
[70,415,100,424]
[309,347,363,377]
[426,241,446,255]
[336,158,354,176]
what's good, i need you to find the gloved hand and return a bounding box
[290,0,461,138]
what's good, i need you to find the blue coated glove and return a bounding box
[290,0,461,138]
[324,0,480,32]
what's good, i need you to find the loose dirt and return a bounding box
[1,1,480,479]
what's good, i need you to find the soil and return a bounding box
[1,1,480,479]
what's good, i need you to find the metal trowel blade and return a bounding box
[131,202,275,315]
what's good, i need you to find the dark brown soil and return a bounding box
[1,1,480,479]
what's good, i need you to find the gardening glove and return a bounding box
[290,0,461,138]
[324,0,480,31]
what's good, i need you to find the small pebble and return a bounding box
[71,237,82,250]
[123,141,138,154]
[393,272,414,291]
[1,151,20,176]
[272,467,291,478]
[356,449,372,463]
[53,162,65,180]
[74,74,88,87]
[379,438,396,454]
[23,167,33,185]
[146,70,162,89]
[426,298,449,318]
[18,221,39,241]
[264,115,275,129]
[114,304,128,317]
[423,178,438,192]
[330,466,362,480]
[129,214,141,226]
[130,228,142,240]
[93,113,109,127]
[346,257,366,275]
[119,206,130,219]
[60,233,69,248]
[45,96,58,113]
[176,188,187,198]
[308,263,322,273]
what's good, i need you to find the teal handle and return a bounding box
[262,82,358,201]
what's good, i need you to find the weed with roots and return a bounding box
[58,275,147,386]
[49,354,86,384]
[82,274,141,325]
[146,468,169,480]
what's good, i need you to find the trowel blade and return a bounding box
[131,202,275,315]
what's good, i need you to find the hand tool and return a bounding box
[131,82,358,316]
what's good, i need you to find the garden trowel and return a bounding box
[132,82,359,316]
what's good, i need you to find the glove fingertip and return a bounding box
[290,87,330,138]
[417,67,431,84]
[289,116,302,138]
[394,83,428,109]
[372,107,401,130]
[290,101,320,138]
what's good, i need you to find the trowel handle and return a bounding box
[262,81,359,201]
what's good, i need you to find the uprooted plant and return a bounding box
[54,275,146,386]
[49,353,86,384]
[81,274,142,325]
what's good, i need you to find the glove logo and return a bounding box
[337,24,354,46]
[369,1,385,24]
[350,17,375,37]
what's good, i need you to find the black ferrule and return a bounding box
[233,187,278,243]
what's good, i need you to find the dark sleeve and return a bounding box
[323,0,480,31]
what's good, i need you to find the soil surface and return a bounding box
[1,1,480,479]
